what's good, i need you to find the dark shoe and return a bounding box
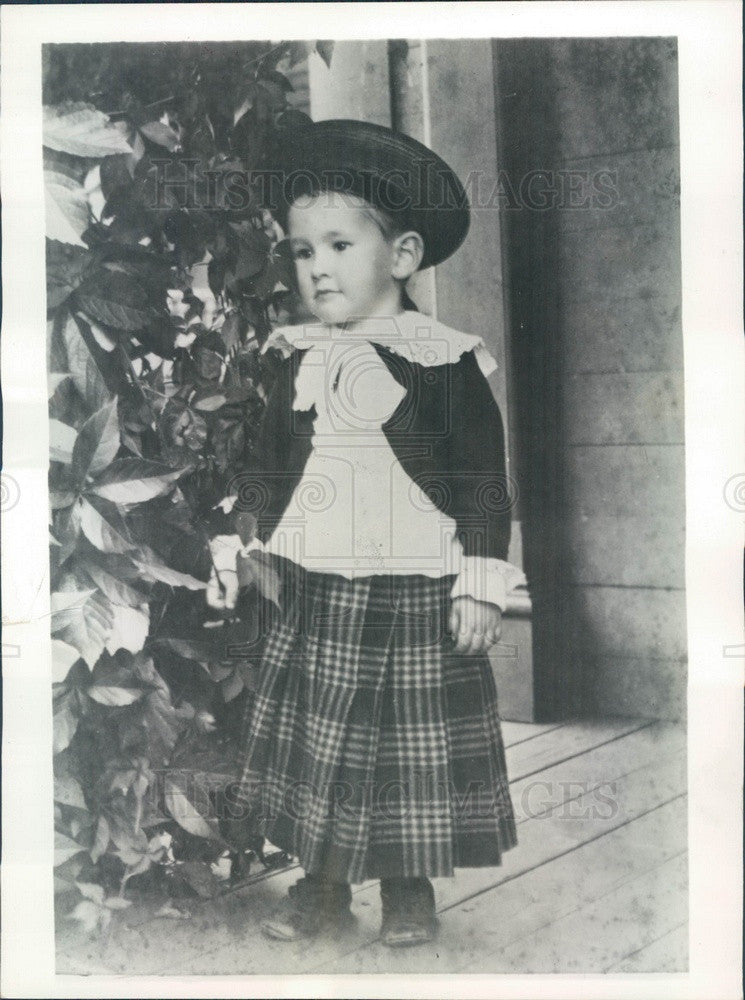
[261,875,354,941]
[379,877,439,948]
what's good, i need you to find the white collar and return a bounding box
[262,310,498,377]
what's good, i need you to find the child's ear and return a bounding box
[391,231,424,279]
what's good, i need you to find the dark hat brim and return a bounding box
[269,118,470,269]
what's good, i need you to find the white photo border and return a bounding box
[1,3,742,997]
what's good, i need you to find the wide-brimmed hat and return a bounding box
[269,117,471,269]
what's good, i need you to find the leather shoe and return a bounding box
[379,877,439,948]
[261,875,354,941]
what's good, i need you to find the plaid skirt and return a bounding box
[235,555,517,883]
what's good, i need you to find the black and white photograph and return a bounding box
[0,2,742,997]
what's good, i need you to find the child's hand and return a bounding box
[448,596,502,655]
[205,536,240,613]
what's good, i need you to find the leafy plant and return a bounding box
[47,40,333,930]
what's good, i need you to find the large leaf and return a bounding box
[136,689,180,768]
[52,638,83,682]
[58,587,113,669]
[60,313,111,412]
[46,240,92,309]
[53,689,80,753]
[51,589,96,633]
[50,490,76,511]
[132,547,206,590]
[49,419,78,465]
[56,500,83,564]
[75,270,163,332]
[139,120,181,151]
[314,40,335,68]
[150,637,212,664]
[80,557,147,608]
[76,881,105,906]
[79,495,135,554]
[43,145,87,184]
[54,830,85,866]
[90,458,183,504]
[43,103,132,158]
[104,897,133,911]
[89,816,110,864]
[192,393,227,413]
[225,223,271,294]
[85,318,118,353]
[221,668,244,703]
[287,41,312,67]
[88,685,144,706]
[54,774,87,810]
[45,170,89,246]
[71,399,120,485]
[164,776,223,842]
[216,310,247,354]
[100,154,134,200]
[48,372,73,399]
[104,604,150,655]
[109,821,149,866]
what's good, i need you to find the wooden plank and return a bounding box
[505,717,652,781]
[509,720,685,823]
[501,720,569,746]
[607,922,688,972]
[313,796,687,975]
[482,853,688,973]
[432,754,685,917]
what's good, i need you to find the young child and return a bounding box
[207,119,521,948]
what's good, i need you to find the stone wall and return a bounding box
[495,38,685,719]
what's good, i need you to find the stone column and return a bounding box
[308,40,392,125]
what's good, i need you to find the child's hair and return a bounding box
[288,181,411,239]
[357,199,407,243]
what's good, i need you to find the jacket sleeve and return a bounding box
[445,348,512,560]
[378,340,524,610]
[443,349,526,609]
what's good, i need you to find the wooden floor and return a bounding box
[57,717,688,976]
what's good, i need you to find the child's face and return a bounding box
[288,192,402,325]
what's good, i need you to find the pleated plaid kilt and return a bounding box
[234,555,517,883]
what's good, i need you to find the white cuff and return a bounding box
[239,537,266,558]
[209,534,243,573]
[209,533,266,570]
[450,557,527,611]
